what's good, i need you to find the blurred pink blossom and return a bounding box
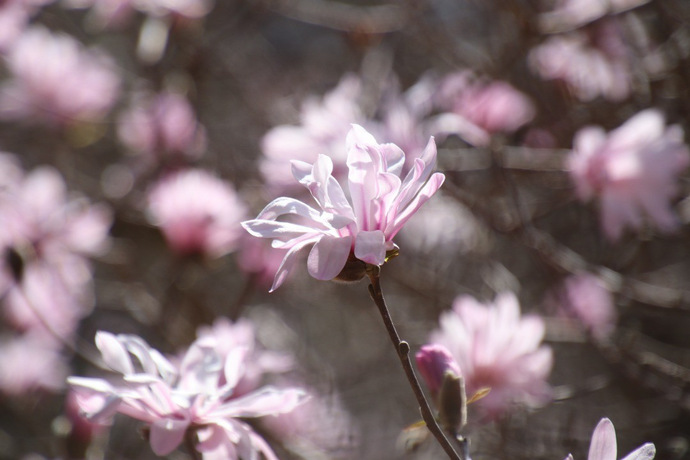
[540,0,650,32]
[243,124,445,291]
[118,90,207,163]
[0,26,120,126]
[195,317,294,396]
[529,20,631,102]
[429,292,553,419]
[65,0,212,28]
[564,418,655,460]
[0,163,111,340]
[0,333,67,394]
[435,72,535,145]
[415,343,462,399]
[146,169,248,258]
[0,0,54,50]
[558,273,617,340]
[260,75,365,191]
[236,235,290,288]
[69,331,306,458]
[568,109,690,240]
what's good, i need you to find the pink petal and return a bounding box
[354,230,386,265]
[621,443,656,460]
[307,234,352,280]
[95,331,134,375]
[387,172,445,239]
[149,416,191,455]
[588,418,617,460]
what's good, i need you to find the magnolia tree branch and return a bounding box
[366,266,466,460]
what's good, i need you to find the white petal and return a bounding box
[354,230,386,265]
[307,234,352,280]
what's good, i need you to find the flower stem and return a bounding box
[366,266,464,460]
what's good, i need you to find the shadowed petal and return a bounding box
[307,234,352,280]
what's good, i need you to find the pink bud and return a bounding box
[415,344,461,397]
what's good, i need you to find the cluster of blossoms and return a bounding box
[243,124,445,291]
[0,154,111,394]
[0,26,120,127]
[568,109,690,240]
[68,323,307,458]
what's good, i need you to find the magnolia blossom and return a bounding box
[146,169,247,258]
[0,163,111,341]
[529,21,631,102]
[118,90,207,163]
[435,71,535,145]
[0,0,54,50]
[65,0,213,28]
[260,75,364,191]
[243,125,445,291]
[0,26,120,126]
[568,109,690,240]
[68,331,306,458]
[564,418,655,460]
[559,273,616,340]
[429,292,553,418]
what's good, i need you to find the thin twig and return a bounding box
[366,265,464,460]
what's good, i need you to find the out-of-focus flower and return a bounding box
[429,292,553,419]
[69,331,306,458]
[118,90,206,163]
[0,0,54,50]
[65,0,212,28]
[564,418,655,460]
[415,343,462,399]
[243,124,445,291]
[146,169,247,258]
[568,109,690,240]
[558,273,616,340]
[0,163,111,341]
[435,72,535,145]
[260,75,365,191]
[0,333,67,394]
[236,235,290,288]
[529,20,631,102]
[539,0,650,32]
[0,27,120,127]
[195,317,294,397]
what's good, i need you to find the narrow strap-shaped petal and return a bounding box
[242,219,321,240]
[95,331,134,375]
[270,236,319,292]
[387,172,445,240]
[255,196,327,226]
[307,233,352,280]
[588,418,617,460]
[621,443,655,460]
[206,386,308,419]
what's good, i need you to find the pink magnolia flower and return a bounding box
[558,273,616,340]
[435,72,535,145]
[0,27,120,126]
[564,418,655,460]
[568,109,690,240]
[0,0,54,50]
[195,317,294,397]
[0,163,111,340]
[65,0,212,28]
[529,21,631,102]
[260,75,365,191]
[68,331,306,458]
[428,292,553,419]
[242,124,445,291]
[0,333,68,394]
[146,169,248,258]
[118,90,207,163]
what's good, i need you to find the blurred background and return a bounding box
[1,0,690,459]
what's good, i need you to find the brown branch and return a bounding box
[366,265,465,460]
